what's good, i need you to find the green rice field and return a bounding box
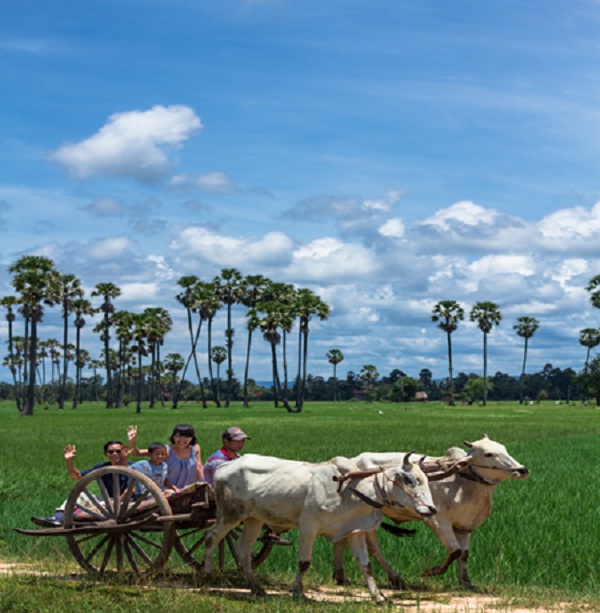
[0,400,599,612]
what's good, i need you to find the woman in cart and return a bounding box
[128,423,203,488]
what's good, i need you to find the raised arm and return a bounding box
[195,443,204,481]
[63,444,82,481]
[127,424,149,457]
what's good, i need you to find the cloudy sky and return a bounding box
[2,0,600,385]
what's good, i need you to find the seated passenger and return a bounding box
[31,440,131,527]
[131,442,179,497]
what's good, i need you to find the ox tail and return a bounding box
[380,522,417,538]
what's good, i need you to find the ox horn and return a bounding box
[403,450,416,471]
[464,440,473,448]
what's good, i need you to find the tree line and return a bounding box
[3,256,330,415]
[4,255,600,415]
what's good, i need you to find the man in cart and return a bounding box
[203,426,290,545]
[31,440,131,527]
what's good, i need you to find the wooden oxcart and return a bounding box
[15,466,276,578]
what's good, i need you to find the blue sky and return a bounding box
[2,0,600,384]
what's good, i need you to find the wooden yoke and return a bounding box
[332,467,384,492]
[424,457,473,481]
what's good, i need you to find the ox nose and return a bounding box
[419,504,437,518]
[515,467,529,479]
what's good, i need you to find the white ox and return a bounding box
[202,453,437,603]
[333,435,529,589]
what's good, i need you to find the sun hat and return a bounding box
[223,426,251,441]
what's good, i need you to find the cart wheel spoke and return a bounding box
[99,537,116,573]
[64,466,173,578]
[125,533,154,566]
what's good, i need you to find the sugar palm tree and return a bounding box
[9,255,61,415]
[294,289,331,411]
[213,268,245,407]
[241,274,270,407]
[144,307,172,408]
[326,349,344,402]
[431,300,464,406]
[579,328,600,373]
[164,353,184,407]
[57,274,83,409]
[469,301,502,406]
[196,283,223,407]
[360,364,379,402]
[91,282,121,408]
[71,298,95,409]
[262,282,296,403]
[258,300,293,411]
[175,275,209,406]
[211,345,227,406]
[131,311,150,413]
[1,296,21,412]
[514,316,540,404]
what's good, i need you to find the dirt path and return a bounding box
[0,562,580,612]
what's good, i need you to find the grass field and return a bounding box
[1,400,599,612]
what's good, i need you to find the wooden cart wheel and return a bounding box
[173,524,274,572]
[64,466,174,579]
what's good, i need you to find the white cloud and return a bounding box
[539,201,600,241]
[285,237,380,281]
[119,282,160,302]
[378,217,405,238]
[363,190,403,212]
[469,254,536,278]
[50,105,202,182]
[170,171,235,193]
[171,227,293,267]
[420,200,500,230]
[86,236,136,260]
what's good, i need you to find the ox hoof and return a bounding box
[374,594,388,606]
[333,574,350,586]
[250,586,266,597]
[461,581,484,593]
[389,577,407,590]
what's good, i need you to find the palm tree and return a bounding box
[262,282,296,404]
[586,275,600,309]
[57,274,83,409]
[143,307,172,408]
[258,300,293,411]
[469,301,502,406]
[514,316,540,404]
[240,274,270,408]
[131,312,150,413]
[175,275,207,406]
[359,364,379,402]
[211,345,227,406]
[87,358,103,402]
[71,298,94,409]
[579,328,600,373]
[198,283,223,407]
[91,282,121,408]
[431,300,465,406]
[1,296,21,412]
[326,349,344,402]
[9,255,61,415]
[213,268,245,407]
[112,310,136,408]
[164,353,184,407]
[294,289,331,411]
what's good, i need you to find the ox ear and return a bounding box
[483,433,490,439]
[403,450,416,472]
[464,440,474,448]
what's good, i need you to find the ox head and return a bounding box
[386,451,437,518]
[463,434,529,483]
